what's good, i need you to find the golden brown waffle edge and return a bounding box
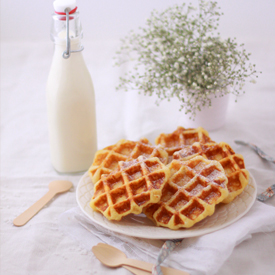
[143,156,229,230]
[90,156,170,221]
[155,126,214,163]
[173,142,249,204]
[88,138,168,184]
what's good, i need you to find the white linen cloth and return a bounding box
[1,39,275,275]
[58,201,275,275]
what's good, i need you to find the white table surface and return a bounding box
[1,39,275,275]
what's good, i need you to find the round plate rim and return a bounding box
[76,171,257,239]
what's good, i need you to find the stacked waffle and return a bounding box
[88,127,249,230]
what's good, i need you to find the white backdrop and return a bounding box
[1,2,275,275]
[1,0,275,43]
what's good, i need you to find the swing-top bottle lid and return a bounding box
[53,0,77,14]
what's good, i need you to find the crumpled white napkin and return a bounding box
[58,201,275,275]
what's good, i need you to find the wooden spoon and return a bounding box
[92,243,189,275]
[13,180,73,227]
[123,266,150,275]
[97,243,149,275]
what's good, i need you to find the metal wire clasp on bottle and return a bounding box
[62,8,84,59]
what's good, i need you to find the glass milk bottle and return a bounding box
[46,0,97,173]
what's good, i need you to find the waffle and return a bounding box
[155,127,213,163]
[143,156,229,229]
[173,142,249,203]
[88,138,168,184]
[90,156,170,220]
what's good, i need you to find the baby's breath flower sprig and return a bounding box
[114,0,260,119]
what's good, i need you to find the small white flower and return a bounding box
[174,62,180,70]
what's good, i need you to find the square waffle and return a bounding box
[88,138,168,184]
[143,156,229,229]
[90,156,170,221]
[173,142,249,203]
[155,127,213,163]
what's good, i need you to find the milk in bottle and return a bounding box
[46,0,97,173]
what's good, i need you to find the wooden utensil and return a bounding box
[13,180,73,227]
[123,266,150,275]
[96,243,150,275]
[92,243,189,275]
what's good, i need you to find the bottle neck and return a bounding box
[51,10,84,56]
[51,11,83,43]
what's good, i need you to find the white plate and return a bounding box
[76,171,257,239]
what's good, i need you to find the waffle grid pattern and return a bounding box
[155,127,213,163]
[144,156,229,229]
[173,142,249,203]
[90,156,170,221]
[88,139,168,184]
[77,170,256,237]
